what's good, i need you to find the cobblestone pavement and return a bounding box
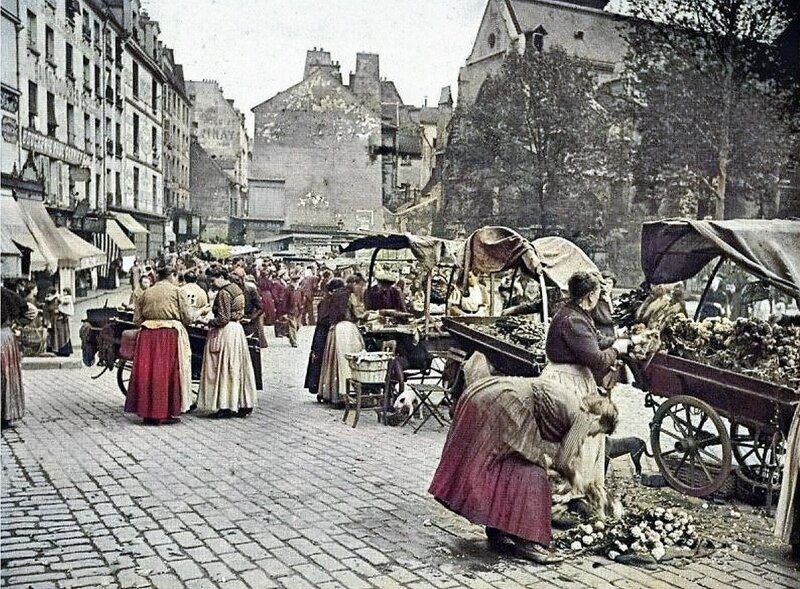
[3,325,799,589]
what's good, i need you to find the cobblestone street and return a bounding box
[2,324,799,589]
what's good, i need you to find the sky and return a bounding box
[143,0,491,132]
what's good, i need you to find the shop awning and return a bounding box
[199,242,233,259]
[113,212,149,234]
[93,219,137,274]
[1,194,50,272]
[1,231,21,256]
[58,227,106,270]
[17,197,79,271]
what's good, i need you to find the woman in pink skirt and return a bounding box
[1,287,27,428]
[429,352,617,563]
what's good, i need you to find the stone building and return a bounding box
[189,137,240,240]
[186,79,249,241]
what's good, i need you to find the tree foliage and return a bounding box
[621,0,798,219]
[438,48,631,239]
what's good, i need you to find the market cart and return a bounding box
[628,219,800,498]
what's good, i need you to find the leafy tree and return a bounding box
[437,47,630,237]
[621,0,797,219]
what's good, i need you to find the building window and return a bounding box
[152,175,158,210]
[94,64,101,95]
[84,113,91,148]
[45,26,54,63]
[66,0,79,25]
[488,33,496,49]
[95,173,100,204]
[151,126,157,158]
[526,25,547,53]
[115,36,123,65]
[46,92,57,137]
[66,103,75,145]
[82,10,91,42]
[133,167,140,209]
[94,118,101,154]
[93,20,100,49]
[132,62,139,97]
[83,57,90,91]
[151,82,157,113]
[65,43,74,78]
[115,123,121,157]
[27,11,37,53]
[28,81,38,129]
[133,114,140,155]
[115,172,121,206]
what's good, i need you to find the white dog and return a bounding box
[393,389,421,420]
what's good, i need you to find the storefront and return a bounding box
[93,219,136,289]
[112,212,149,263]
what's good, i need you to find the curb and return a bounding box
[22,358,85,371]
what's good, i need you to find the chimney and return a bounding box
[304,48,333,79]
[351,53,381,110]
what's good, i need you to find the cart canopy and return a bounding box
[531,236,599,292]
[339,233,459,269]
[641,219,800,298]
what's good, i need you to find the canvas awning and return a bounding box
[199,242,233,259]
[16,198,79,271]
[530,236,599,292]
[94,219,136,275]
[113,212,149,234]
[1,194,50,272]
[340,233,459,269]
[58,227,106,270]
[641,218,800,298]
[457,226,542,284]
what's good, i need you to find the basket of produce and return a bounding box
[346,351,393,384]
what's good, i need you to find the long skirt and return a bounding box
[48,314,73,357]
[318,321,365,405]
[197,322,257,412]
[125,328,182,420]
[429,377,552,545]
[304,322,330,394]
[260,290,276,325]
[539,362,606,501]
[1,327,25,423]
[776,405,800,547]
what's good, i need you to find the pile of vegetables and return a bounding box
[558,507,699,563]
[613,286,650,328]
[660,315,800,385]
[473,315,547,364]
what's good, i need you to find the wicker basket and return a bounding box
[346,352,392,384]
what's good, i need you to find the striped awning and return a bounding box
[93,219,136,275]
[58,227,106,270]
[1,194,51,272]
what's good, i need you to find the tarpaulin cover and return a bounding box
[641,218,800,298]
[457,226,542,283]
[340,233,459,269]
[199,243,233,259]
[530,236,599,292]
[113,212,149,234]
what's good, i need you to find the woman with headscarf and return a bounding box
[429,352,618,563]
[1,287,27,428]
[317,278,366,405]
[45,287,74,356]
[541,271,633,501]
[197,267,258,418]
[126,266,194,425]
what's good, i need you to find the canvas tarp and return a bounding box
[1,194,50,272]
[641,219,800,298]
[530,236,599,292]
[340,233,459,269]
[113,212,149,234]
[456,226,542,285]
[58,227,106,270]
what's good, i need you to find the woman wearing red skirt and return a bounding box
[429,352,617,563]
[125,267,196,425]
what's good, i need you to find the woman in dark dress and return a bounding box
[304,278,345,399]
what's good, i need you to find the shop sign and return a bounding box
[2,116,18,143]
[21,128,91,167]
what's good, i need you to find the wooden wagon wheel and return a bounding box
[730,423,785,490]
[116,359,131,397]
[651,395,732,497]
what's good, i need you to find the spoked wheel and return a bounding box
[730,423,785,490]
[651,395,732,497]
[116,359,132,396]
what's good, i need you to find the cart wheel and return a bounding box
[650,395,732,497]
[730,423,785,490]
[117,360,131,396]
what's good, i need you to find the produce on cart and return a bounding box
[623,219,800,499]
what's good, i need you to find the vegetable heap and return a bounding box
[660,315,800,386]
[613,286,650,328]
[558,507,698,563]
[473,315,547,364]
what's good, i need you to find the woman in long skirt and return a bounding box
[429,352,617,563]
[1,287,26,428]
[197,268,257,418]
[125,268,194,425]
[48,288,74,356]
[304,278,341,398]
[317,278,364,406]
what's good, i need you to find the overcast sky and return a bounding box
[144,0,488,132]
